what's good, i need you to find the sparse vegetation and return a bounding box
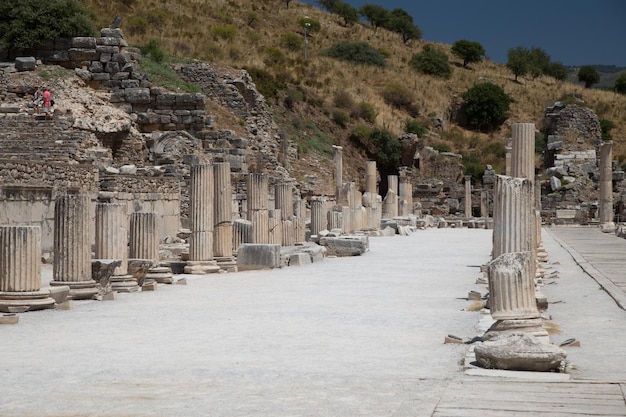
[325,41,386,67]
[409,45,452,79]
[73,0,626,187]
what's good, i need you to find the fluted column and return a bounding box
[0,225,55,312]
[485,251,548,342]
[51,194,97,299]
[186,164,219,274]
[599,141,615,232]
[399,170,412,217]
[492,175,534,259]
[511,123,535,183]
[310,199,326,236]
[382,175,398,219]
[247,173,269,244]
[95,203,128,276]
[214,162,234,258]
[276,183,296,246]
[333,145,344,205]
[366,161,377,193]
[129,212,159,261]
[464,175,472,219]
[480,190,489,218]
[268,209,282,245]
[233,219,253,251]
[293,198,307,243]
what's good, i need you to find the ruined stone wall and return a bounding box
[541,102,624,224]
[100,174,181,239]
[175,62,296,185]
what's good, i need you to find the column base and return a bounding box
[0,290,56,312]
[600,222,616,233]
[110,274,140,293]
[483,317,550,344]
[184,260,221,274]
[50,280,99,300]
[215,256,238,273]
[146,266,174,284]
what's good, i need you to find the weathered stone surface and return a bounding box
[319,235,368,257]
[237,244,281,271]
[474,333,566,372]
[15,57,36,71]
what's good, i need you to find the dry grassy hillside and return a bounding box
[84,0,626,181]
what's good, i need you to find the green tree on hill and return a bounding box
[335,2,359,26]
[546,61,569,81]
[451,40,485,68]
[409,45,452,79]
[578,65,600,88]
[383,8,422,44]
[506,46,530,81]
[527,47,551,79]
[0,0,94,53]
[359,4,389,31]
[462,83,513,132]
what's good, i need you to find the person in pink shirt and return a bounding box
[42,87,52,119]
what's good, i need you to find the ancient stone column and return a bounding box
[365,161,377,194]
[382,175,398,219]
[485,251,548,342]
[95,202,137,291]
[510,123,535,184]
[505,138,512,177]
[0,225,55,312]
[213,162,236,271]
[480,190,489,218]
[492,175,534,259]
[333,145,344,205]
[129,212,172,284]
[233,219,253,252]
[293,198,307,243]
[51,194,98,299]
[398,169,412,218]
[275,183,296,246]
[247,173,269,244]
[599,141,615,233]
[310,199,326,235]
[328,208,343,231]
[464,175,472,219]
[268,209,282,245]
[186,163,219,274]
[95,203,128,275]
[363,161,381,229]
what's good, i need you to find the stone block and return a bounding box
[15,56,36,71]
[56,301,73,310]
[0,314,19,325]
[68,48,98,61]
[474,333,566,372]
[237,244,281,271]
[101,28,125,38]
[288,252,312,266]
[319,235,368,257]
[49,285,70,304]
[72,37,97,49]
[142,281,158,291]
[126,88,151,104]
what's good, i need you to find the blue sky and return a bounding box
[300,0,626,67]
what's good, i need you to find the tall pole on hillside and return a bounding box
[303,22,310,60]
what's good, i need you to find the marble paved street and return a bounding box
[1,227,626,416]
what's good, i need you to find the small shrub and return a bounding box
[325,41,386,67]
[244,66,285,100]
[431,142,450,153]
[140,39,165,63]
[213,25,237,41]
[381,82,418,116]
[369,128,402,173]
[600,119,615,141]
[409,45,452,79]
[280,33,302,52]
[126,16,148,35]
[247,12,259,27]
[351,101,378,123]
[461,152,484,182]
[405,119,427,137]
[332,108,350,127]
[461,83,512,131]
[264,46,287,66]
[333,90,354,109]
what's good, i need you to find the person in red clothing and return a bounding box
[42,87,52,119]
